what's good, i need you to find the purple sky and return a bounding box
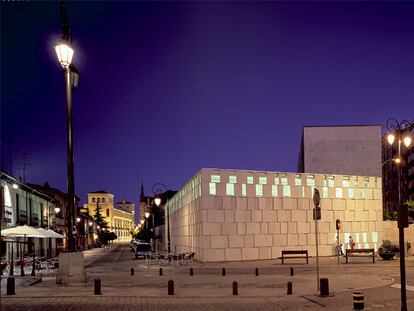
[1,1,414,210]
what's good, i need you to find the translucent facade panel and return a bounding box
[211,175,221,183]
[256,184,263,197]
[372,232,378,243]
[283,185,291,197]
[226,183,234,196]
[355,233,360,243]
[362,232,367,243]
[274,176,280,185]
[295,175,302,186]
[229,176,237,184]
[322,187,328,198]
[371,189,375,199]
[302,186,305,197]
[348,188,355,198]
[323,176,328,187]
[364,177,369,188]
[247,176,254,184]
[281,175,288,185]
[336,188,343,198]
[343,177,350,188]
[328,176,335,187]
[306,175,315,187]
[272,185,278,197]
[354,177,359,187]
[259,177,267,185]
[360,189,366,199]
[209,183,216,195]
[242,184,247,196]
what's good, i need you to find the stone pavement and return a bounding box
[2,244,414,310]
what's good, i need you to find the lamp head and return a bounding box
[140,219,144,225]
[403,135,412,148]
[54,38,74,69]
[154,197,162,206]
[387,133,395,145]
[12,183,19,189]
[89,221,93,226]
[54,207,61,214]
[76,217,81,223]
[145,212,150,219]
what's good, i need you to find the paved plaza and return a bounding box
[2,244,414,310]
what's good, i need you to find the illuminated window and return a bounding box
[102,198,105,203]
[374,178,378,188]
[242,184,247,196]
[354,177,359,187]
[247,176,254,184]
[256,184,263,197]
[343,177,350,188]
[323,176,328,187]
[336,188,343,198]
[229,176,237,183]
[209,183,216,195]
[272,185,278,197]
[364,177,369,188]
[274,175,280,185]
[328,176,335,187]
[348,188,355,198]
[295,175,302,186]
[226,183,234,196]
[302,186,305,197]
[322,187,328,198]
[211,175,220,183]
[360,189,366,199]
[283,185,291,197]
[306,175,315,187]
[259,177,267,184]
[92,197,95,203]
[281,175,288,185]
[371,189,375,199]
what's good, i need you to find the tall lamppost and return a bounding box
[385,118,412,311]
[54,2,79,252]
[153,183,170,254]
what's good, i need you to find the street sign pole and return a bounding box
[313,188,321,291]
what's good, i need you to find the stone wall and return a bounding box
[167,168,384,262]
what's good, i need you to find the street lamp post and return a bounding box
[153,183,170,254]
[385,118,412,311]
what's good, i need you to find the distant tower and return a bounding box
[139,180,146,222]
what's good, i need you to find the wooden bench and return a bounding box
[345,248,375,263]
[280,250,309,264]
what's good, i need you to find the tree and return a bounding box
[93,202,108,229]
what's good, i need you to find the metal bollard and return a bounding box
[190,268,194,276]
[131,268,134,276]
[94,278,101,295]
[320,278,329,296]
[168,280,174,295]
[287,281,292,295]
[159,268,163,276]
[222,268,226,276]
[233,281,238,295]
[255,268,259,276]
[290,267,294,276]
[353,291,364,309]
[7,277,15,295]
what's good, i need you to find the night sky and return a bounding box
[1,1,414,216]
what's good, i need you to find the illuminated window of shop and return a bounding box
[343,176,350,188]
[328,176,335,187]
[247,176,254,184]
[306,175,315,187]
[283,185,291,197]
[281,175,288,185]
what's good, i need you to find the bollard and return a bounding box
[320,278,329,296]
[6,277,15,295]
[287,281,292,295]
[94,278,101,295]
[222,268,226,276]
[168,280,174,295]
[353,291,364,310]
[290,267,294,276]
[131,268,134,276]
[255,268,259,276]
[190,268,194,276]
[159,268,163,276]
[233,281,238,295]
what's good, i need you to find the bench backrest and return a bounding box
[346,248,374,253]
[282,250,308,255]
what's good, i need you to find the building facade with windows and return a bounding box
[83,190,135,242]
[165,168,383,262]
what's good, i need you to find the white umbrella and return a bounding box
[46,229,64,239]
[2,225,47,238]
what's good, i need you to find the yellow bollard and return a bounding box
[353,291,364,310]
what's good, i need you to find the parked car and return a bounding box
[134,243,152,259]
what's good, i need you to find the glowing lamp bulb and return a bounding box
[387,133,395,145]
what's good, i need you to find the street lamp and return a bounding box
[55,207,61,214]
[152,183,170,254]
[385,117,413,311]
